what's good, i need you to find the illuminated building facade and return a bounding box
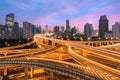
[99,15,109,39]
[6,13,14,32]
[66,19,71,32]
[112,22,120,39]
[23,22,33,39]
[84,23,93,39]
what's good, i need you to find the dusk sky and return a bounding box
[0,0,120,30]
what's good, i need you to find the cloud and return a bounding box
[0,0,120,31]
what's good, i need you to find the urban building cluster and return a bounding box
[0,13,42,39]
[53,15,120,40]
[0,13,120,40]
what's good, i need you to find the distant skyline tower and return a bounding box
[99,15,109,39]
[6,13,14,32]
[36,25,41,33]
[66,19,71,32]
[45,25,48,34]
[61,26,64,33]
[84,23,93,39]
[54,26,60,36]
[112,22,120,39]
[23,22,33,39]
[13,22,19,38]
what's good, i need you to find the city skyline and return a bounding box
[0,0,120,30]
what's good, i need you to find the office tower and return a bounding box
[104,31,112,39]
[54,26,60,36]
[45,25,48,34]
[99,15,109,39]
[19,27,23,39]
[0,25,8,39]
[84,23,93,39]
[33,25,36,35]
[66,19,71,32]
[112,22,120,39]
[61,26,64,33]
[13,22,19,38]
[23,22,33,39]
[36,25,41,33]
[6,13,14,32]
[71,26,77,37]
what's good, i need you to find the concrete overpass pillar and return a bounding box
[106,42,109,45]
[88,42,90,46]
[46,40,48,45]
[52,42,55,47]
[4,54,7,76]
[30,67,34,78]
[50,71,54,80]
[82,50,87,57]
[99,42,102,46]
[116,66,120,70]
[91,43,93,46]
[24,66,28,80]
[4,66,7,76]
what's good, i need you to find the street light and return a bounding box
[80,37,83,41]
[105,37,108,40]
[98,37,101,40]
[88,37,91,41]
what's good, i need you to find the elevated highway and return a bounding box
[36,37,120,80]
[0,35,120,80]
[0,46,57,59]
[0,49,43,54]
[0,41,35,50]
[0,57,102,80]
[67,45,120,80]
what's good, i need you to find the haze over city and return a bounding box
[0,0,120,30]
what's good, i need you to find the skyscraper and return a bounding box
[71,26,77,37]
[112,22,120,39]
[6,13,14,32]
[45,25,48,34]
[36,25,41,33]
[99,15,109,39]
[84,23,93,39]
[61,26,64,33]
[33,25,36,35]
[66,19,70,32]
[23,22,33,39]
[54,26,60,36]
[13,22,19,38]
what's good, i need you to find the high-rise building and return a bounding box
[84,23,93,39]
[13,22,19,38]
[6,13,14,32]
[36,25,41,33]
[19,27,23,39]
[54,26,60,36]
[23,22,33,39]
[99,15,109,39]
[45,25,48,34]
[33,25,36,35]
[66,19,71,32]
[71,26,77,37]
[61,26,64,33]
[112,22,120,39]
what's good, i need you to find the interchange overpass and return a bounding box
[0,41,35,50]
[0,57,102,80]
[0,35,120,80]
[35,36,120,80]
